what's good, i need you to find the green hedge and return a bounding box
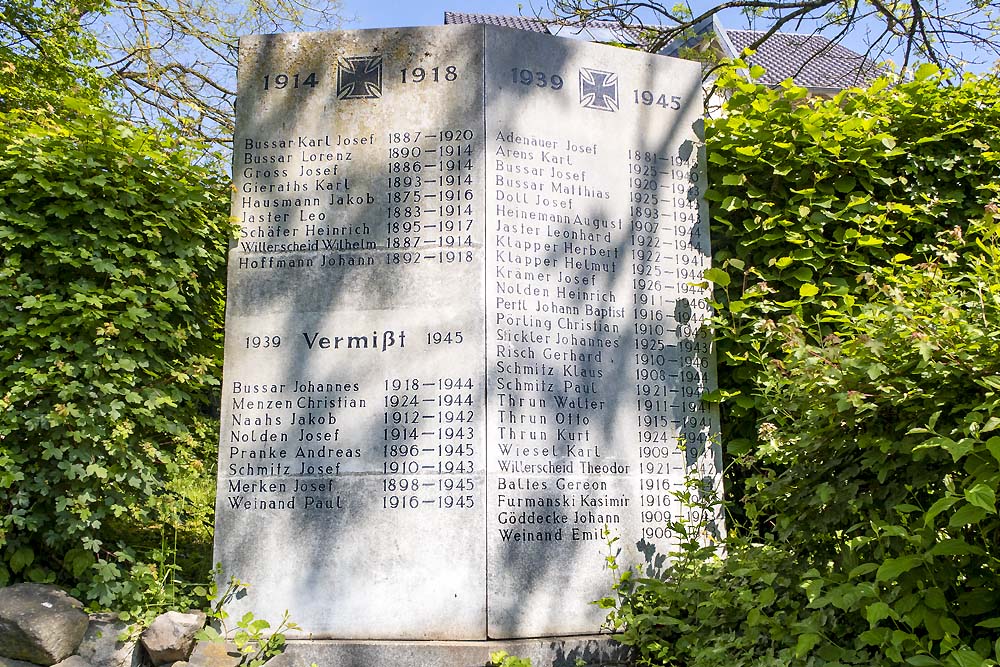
[602,66,1000,667]
[0,98,235,611]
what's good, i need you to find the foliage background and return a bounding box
[0,98,234,615]
[603,66,1000,667]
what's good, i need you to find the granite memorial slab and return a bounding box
[215,24,721,641]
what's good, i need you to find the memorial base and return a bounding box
[266,635,631,667]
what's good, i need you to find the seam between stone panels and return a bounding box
[482,23,490,637]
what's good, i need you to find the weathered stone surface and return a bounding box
[77,614,140,667]
[0,584,89,664]
[183,641,241,667]
[268,636,630,666]
[51,656,93,667]
[140,612,206,666]
[216,24,721,642]
[0,656,43,667]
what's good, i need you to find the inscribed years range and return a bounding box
[237,126,480,270]
[230,53,487,513]
[224,333,484,515]
[486,130,716,548]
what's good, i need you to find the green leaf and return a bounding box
[979,416,1000,433]
[790,266,813,281]
[249,619,270,632]
[194,626,222,642]
[949,504,988,527]
[917,436,974,462]
[849,563,880,579]
[63,548,93,578]
[795,632,822,658]
[799,283,819,297]
[964,484,996,514]
[10,547,34,573]
[914,63,940,80]
[876,555,923,582]
[703,267,731,287]
[945,649,987,667]
[866,601,892,626]
[925,496,960,526]
[720,196,744,211]
[984,436,1000,464]
[85,463,109,479]
[906,656,942,666]
[927,539,985,557]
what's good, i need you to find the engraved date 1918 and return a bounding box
[400,66,458,83]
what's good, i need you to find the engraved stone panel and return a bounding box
[483,27,718,638]
[215,25,721,641]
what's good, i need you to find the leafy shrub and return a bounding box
[0,96,235,610]
[706,64,1000,466]
[601,67,1000,667]
[0,0,111,112]
[606,219,1000,666]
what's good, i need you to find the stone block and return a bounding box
[184,641,241,667]
[0,584,89,665]
[268,636,630,666]
[50,657,92,667]
[0,657,43,667]
[77,614,140,667]
[141,612,207,665]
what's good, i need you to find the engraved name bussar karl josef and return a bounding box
[578,67,619,112]
[337,55,383,99]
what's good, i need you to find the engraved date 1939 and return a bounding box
[512,68,563,89]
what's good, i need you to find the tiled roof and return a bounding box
[444,11,548,33]
[725,29,883,89]
[443,11,644,46]
[444,11,884,91]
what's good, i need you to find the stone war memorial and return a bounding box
[215,23,722,661]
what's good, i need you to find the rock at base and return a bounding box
[0,656,47,667]
[0,584,89,665]
[77,614,140,667]
[140,612,207,666]
[183,641,241,667]
[51,657,93,667]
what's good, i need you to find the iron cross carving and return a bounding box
[578,68,619,112]
[337,56,383,100]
